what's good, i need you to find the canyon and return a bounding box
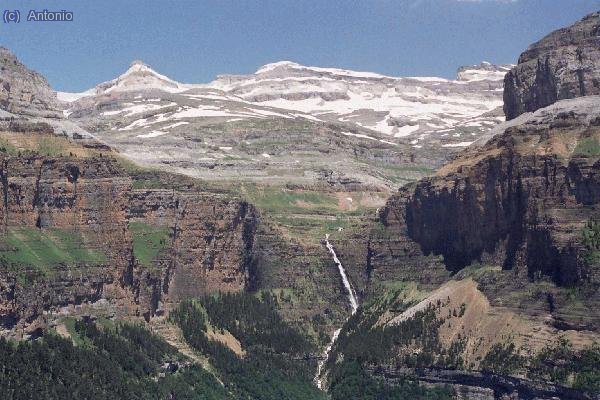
[0,10,599,400]
[57,56,510,189]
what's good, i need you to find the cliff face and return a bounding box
[0,154,132,336]
[370,366,595,400]
[321,15,600,398]
[127,190,258,318]
[404,97,600,285]
[0,149,260,337]
[251,221,350,339]
[328,200,450,302]
[504,12,600,120]
[0,47,61,118]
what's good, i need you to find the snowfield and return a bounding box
[60,59,512,156]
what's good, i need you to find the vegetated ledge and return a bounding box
[368,366,598,400]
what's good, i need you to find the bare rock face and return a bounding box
[0,155,132,337]
[329,194,451,301]
[0,47,61,118]
[504,12,600,120]
[404,97,600,285]
[369,366,594,400]
[0,152,261,337]
[126,190,258,318]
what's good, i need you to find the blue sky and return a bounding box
[1,0,599,92]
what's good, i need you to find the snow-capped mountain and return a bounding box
[61,60,511,144]
[210,60,511,139]
[57,61,187,102]
[58,60,512,187]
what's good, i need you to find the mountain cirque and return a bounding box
[1,10,600,399]
[60,59,511,188]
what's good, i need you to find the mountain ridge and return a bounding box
[48,56,514,188]
[57,59,512,99]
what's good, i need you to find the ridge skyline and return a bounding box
[55,56,513,99]
[1,0,597,92]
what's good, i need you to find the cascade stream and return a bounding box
[314,234,359,389]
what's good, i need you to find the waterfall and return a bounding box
[314,234,359,389]
[325,234,358,314]
[314,328,341,389]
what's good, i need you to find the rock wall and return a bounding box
[504,12,600,120]
[0,47,61,118]
[0,154,132,337]
[127,190,258,317]
[369,366,596,400]
[329,201,451,301]
[404,100,600,285]
[0,152,260,337]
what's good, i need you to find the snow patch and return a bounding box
[137,130,167,138]
[56,89,95,102]
[341,131,377,141]
[393,125,420,138]
[442,141,474,147]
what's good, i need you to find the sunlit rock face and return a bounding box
[0,47,61,118]
[504,12,600,120]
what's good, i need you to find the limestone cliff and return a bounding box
[126,189,258,319]
[324,13,600,399]
[0,47,61,119]
[0,145,260,338]
[504,12,600,120]
[404,97,600,286]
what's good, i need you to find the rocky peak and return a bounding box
[123,60,166,79]
[456,61,513,82]
[0,47,15,59]
[0,47,61,118]
[94,60,184,94]
[255,60,303,74]
[504,11,600,120]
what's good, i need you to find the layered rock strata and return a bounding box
[504,12,600,120]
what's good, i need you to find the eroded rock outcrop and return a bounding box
[0,154,132,337]
[0,149,260,337]
[127,190,258,319]
[504,12,600,120]
[370,366,596,400]
[404,97,600,285]
[0,47,61,118]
